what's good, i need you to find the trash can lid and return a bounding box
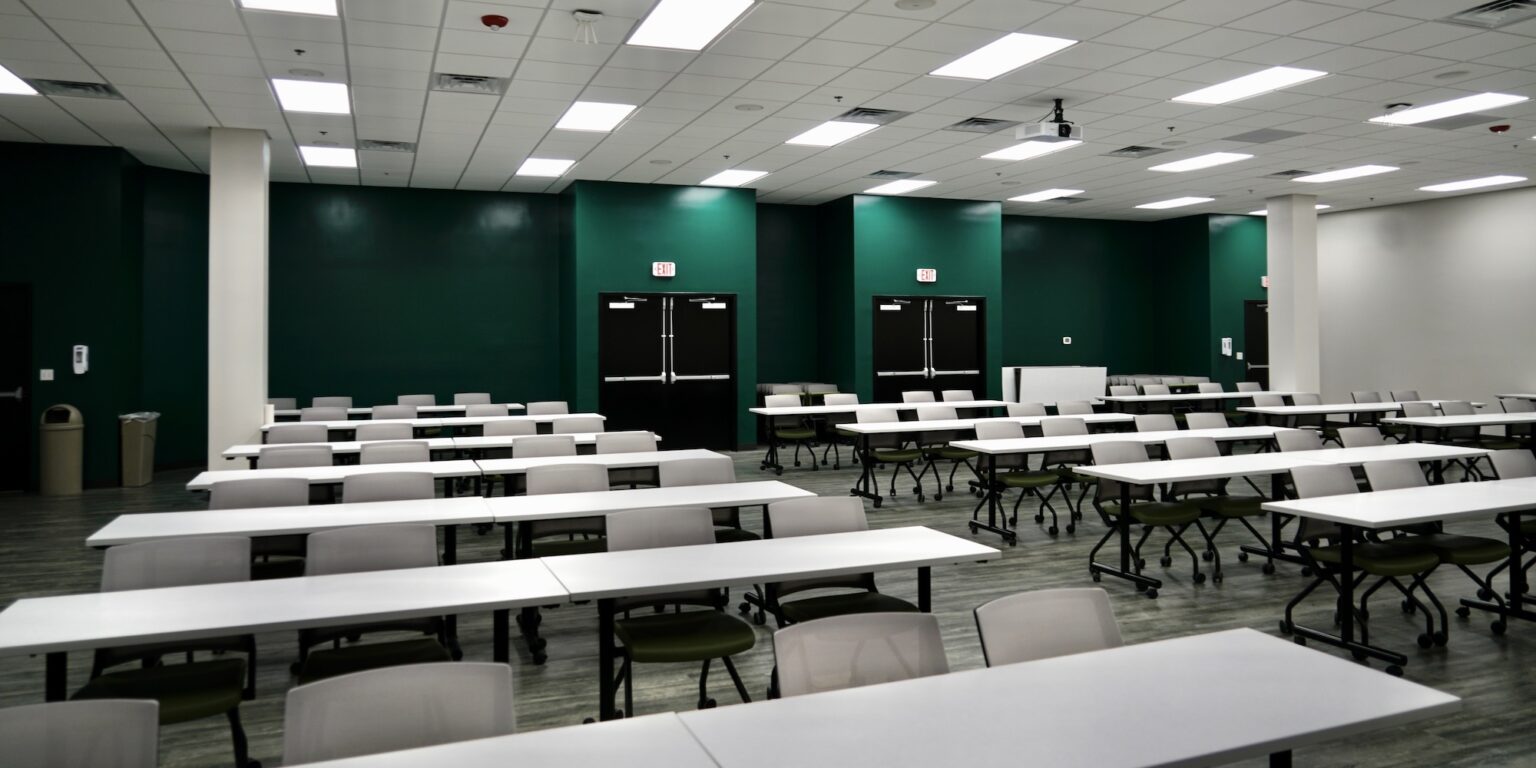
[42,404,83,425]
[119,411,161,421]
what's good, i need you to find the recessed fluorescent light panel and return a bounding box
[1247,205,1330,215]
[1172,66,1327,105]
[627,0,752,51]
[516,158,575,178]
[1149,152,1253,173]
[271,78,349,114]
[1292,165,1397,183]
[0,64,37,95]
[863,179,937,195]
[786,120,878,147]
[555,101,636,132]
[1369,93,1528,125]
[239,0,337,15]
[930,32,1077,80]
[1419,175,1527,192]
[700,169,768,187]
[1136,196,1214,210]
[1010,188,1083,202]
[299,146,356,168]
[981,139,1080,161]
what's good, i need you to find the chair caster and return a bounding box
[1135,558,1147,570]
[934,492,943,501]
[532,651,547,665]
[1278,620,1292,634]
[1090,571,1101,582]
[1193,572,1206,584]
[946,484,954,492]
[1492,620,1508,635]
[738,602,750,615]
[1048,525,1059,536]
[1456,606,1470,619]
[1143,588,1158,599]
[1212,572,1223,584]
[1159,556,1172,567]
[1065,524,1075,534]
[1385,665,1404,677]
[1351,649,1368,661]
[1477,588,1493,600]
[1417,633,1433,649]
[1201,550,1214,562]
[1401,599,1416,615]
[873,498,882,508]
[1237,551,1249,563]
[1262,562,1276,575]
[1434,631,1447,647]
[793,460,801,467]
[699,698,717,709]
[775,468,783,476]
[1034,514,1044,524]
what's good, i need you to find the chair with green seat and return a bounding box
[465,404,508,418]
[1164,436,1270,580]
[820,393,861,469]
[901,391,936,403]
[73,537,257,768]
[1193,382,1225,413]
[915,405,980,500]
[763,393,819,473]
[359,441,429,465]
[1351,391,1385,426]
[942,388,982,420]
[1291,393,1342,444]
[856,407,928,502]
[552,416,606,434]
[1184,412,1230,431]
[341,471,434,503]
[975,421,1073,535]
[2,699,160,768]
[1499,398,1534,448]
[210,477,311,580]
[1483,449,1536,594]
[1107,385,1137,413]
[1040,417,1093,522]
[1281,465,1445,655]
[371,404,418,421]
[301,406,346,422]
[1140,384,1174,417]
[294,524,452,684]
[1134,414,1178,456]
[1054,400,1097,419]
[454,392,493,406]
[596,431,660,488]
[256,444,332,469]
[488,434,575,497]
[773,613,947,697]
[1441,400,1511,477]
[1008,401,1048,419]
[526,401,569,415]
[354,423,412,442]
[659,456,759,543]
[267,423,327,444]
[1086,441,1208,596]
[605,506,755,714]
[973,587,1122,667]
[520,463,611,556]
[312,396,352,408]
[762,497,916,627]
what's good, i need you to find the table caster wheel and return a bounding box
[532,652,548,665]
[1492,620,1507,635]
[1477,588,1493,600]
[753,611,767,626]
[1456,606,1470,619]
[775,468,783,476]
[1293,636,1306,646]
[1193,572,1206,584]
[1278,620,1292,634]
[1213,572,1223,584]
[873,498,882,508]
[1351,649,1368,661]
[1201,550,1214,562]
[1237,551,1249,563]
[699,698,716,709]
[1159,556,1172,567]
[1144,588,1158,599]
[1386,665,1404,677]
[1401,599,1416,615]
[1417,633,1433,649]
[1262,562,1276,575]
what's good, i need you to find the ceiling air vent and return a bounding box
[431,73,507,95]
[26,79,123,100]
[833,107,910,125]
[1102,145,1170,159]
[944,117,1021,134]
[866,170,917,179]
[358,139,416,153]
[1442,0,1536,29]
[1224,128,1305,144]
[1263,170,1314,179]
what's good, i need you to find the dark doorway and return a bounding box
[0,284,31,492]
[599,292,737,450]
[1243,299,1269,390]
[872,295,985,403]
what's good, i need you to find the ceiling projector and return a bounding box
[1017,97,1083,142]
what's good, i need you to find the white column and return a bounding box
[207,128,269,468]
[1265,194,1320,393]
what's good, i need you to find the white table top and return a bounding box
[273,403,525,418]
[678,628,1458,768]
[476,449,723,476]
[1239,403,1403,416]
[1383,412,1536,428]
[289,714,718,768]
[1265,476,1536,529]
[435,414,606,429]
[1075,443,1485,485]
[1101,390,1293,403]
[262,413,605,432]
[1495,393,1536,401]
[87,497,493,547]
[749,400,1009,417]
[451,433,648,451]
[186,459,483,491]
[839,414,1130,435]
[222,437,458,460]
[0,560,565,656]
[950,426,1292,455]
[544,526,999,601]
[483,480,814,524]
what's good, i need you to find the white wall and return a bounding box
[1317,185,1536,404]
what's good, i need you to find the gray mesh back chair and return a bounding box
[342,472,434,503]
[1292,393,1323,405]
[1338,427,1387,448]
[355,422,413,442]
[1164,436,1270,575]
[1351,391,1383,403]
[483,419,537,437]
[1496,400,1532,445]
[1276,430,1323,452]
[0,699,160,768]
[359,441,430,465]
[1184,412,1229,431]
[210,477,310,509]
[941,389,974,402]
[526,464,609,495]
[973,588,1121,667]
[1391,390,1420,402]
[916,406,980,500]
[1008,402,1048,417]
[1236,382,1262,392]
[1252,394,1285,407]
[453,393,492,405]
[1108,385,1137,397]
[821,393,861,469]
[464,404,506,418]
[553,416,606,434]
[267,397,297,411]
[397,394,436,407]
[1134,414,1177,433]
[901,391,936,403]
[1038,417,1091,527]
[512,435,577,458]
[516,464,610,557]
[764,393,819,474]
[763,497,915,628]
[1056,400,1095,416]
[257,444,333,469]
[857,407,928,502]
[1086,441,1206,591]
[773,613,948,697]
[301,407,346,422]
[296,525,450,682]
[76,538,255,767]
[597,431,660,488]
[267,423,327,444]
[604,507,756,713]
[313,396,352,408]
[660,456,756,542]
[282,663,513,765]
[1490,449,1536,479]
[1198,383,1224,393]
[526,401,569,416]
[371,405,418,421]
[976,420,1073,535]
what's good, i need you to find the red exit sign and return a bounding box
[652,261,676,278]
[916,268,937,283]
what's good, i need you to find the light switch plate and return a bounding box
[39,369,53,381]
[1236,352,1244,361]
[1061,336,1072,345]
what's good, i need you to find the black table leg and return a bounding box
[598,597,618,720]
[918,567,931,612]
[1243,472,1303,569]
[1461,510,1536,625]
[1270,750,1293,767]
[850,434,882,507]
[443,525,457,565]
[1289,524,1408,667]
[967,452,1015,545]
[45,652,65,701]
[1088,482,1161,593]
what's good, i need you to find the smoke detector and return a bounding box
[480,14,508,30]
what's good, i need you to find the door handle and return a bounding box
[673,374,731,381]
[1246,363,1270,370]
[0,386,20,401]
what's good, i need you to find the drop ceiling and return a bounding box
[0,0,1533,220]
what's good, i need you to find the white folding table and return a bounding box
[186,459,485,497]
[273,403,525,421]
[0,559,567,701]
[475,448,724,495]
[679,628,1458,768]
[541,526,1000,721]
[1383,411,1536,444]
[223,432,644,467]
[222,437,457,467]
[750,399,1011,473]
[262,413,605,440]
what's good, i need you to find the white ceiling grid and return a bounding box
[0,0,1527,218]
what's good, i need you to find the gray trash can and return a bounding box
[119,411,160,487]
[40,404,83,496]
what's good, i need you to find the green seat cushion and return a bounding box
[926,447,977,460]
[1308,542,1440,576]
[74,658,245,724]
[835,428,859,438]
[873,449,922,463]
[714,527,761,544]
[1196,496,1265,518]
[775,428,817,440]
[615,610,755,663]
[779,591,918,624]
[1420,533,1508,565]
[1000,471,1060,490]
[532,536,607,557]
[1479,438,1523,451]
[1105,501,1200,526]
[297,637,451,685]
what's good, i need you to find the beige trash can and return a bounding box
[40,404,83,496]
[119,411,159,487]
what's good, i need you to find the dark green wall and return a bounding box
[267,183,562,407]
[1206,215,1267,388]
[816,198,855,392]
[1150,216,1212,378]
[756,203,819,383]
[140,168,209,468]
[1001,215,1157,373]
[563,181,758,445]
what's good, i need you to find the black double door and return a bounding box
[599,292,737,450]
[872,295,985,403]
[1244,299,1270,390]
[0,284,30,492]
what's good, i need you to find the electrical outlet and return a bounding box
[1061,336,1072,345]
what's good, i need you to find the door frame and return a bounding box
[1243,299,1270,390]
[870,293,987,401]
